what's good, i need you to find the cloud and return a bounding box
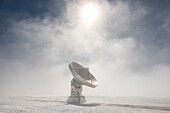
[0,0,170,97]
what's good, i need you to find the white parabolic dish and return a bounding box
[67,62,98,104]
[69,62,98,88]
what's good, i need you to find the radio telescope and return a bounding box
[67,62,98,104]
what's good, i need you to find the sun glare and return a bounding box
[81,3,99,25]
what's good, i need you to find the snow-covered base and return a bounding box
[67,95,86,104]
[0,96,170,113]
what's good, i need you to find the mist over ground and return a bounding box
[0,0,170,97]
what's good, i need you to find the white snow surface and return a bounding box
[0,96,170,113]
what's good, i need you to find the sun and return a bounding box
[80,3,99,25]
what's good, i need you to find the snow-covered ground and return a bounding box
[0,96,170,113]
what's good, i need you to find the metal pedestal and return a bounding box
[67,79,86,104]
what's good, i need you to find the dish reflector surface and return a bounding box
[69,62,97,88]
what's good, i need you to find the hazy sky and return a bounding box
[0,0,170,97]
